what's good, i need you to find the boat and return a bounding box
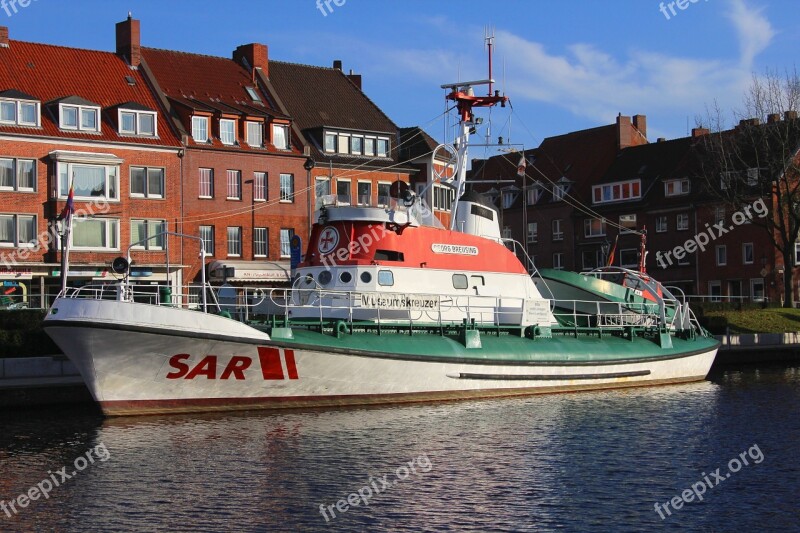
[42,53,720,417]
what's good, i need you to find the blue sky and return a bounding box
[3,0,798,150]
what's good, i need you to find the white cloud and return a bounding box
[726,0,776,66]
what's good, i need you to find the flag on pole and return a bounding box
[59,180,75,295]
[516,154,527,177]
[58,183,75,221]
[606,234,618,267]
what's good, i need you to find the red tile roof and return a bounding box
[0,40,181,146]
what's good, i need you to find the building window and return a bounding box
[751,278,765,301]
[502,226,512,239]
[582,250,603,271]
[655,215,667,233]
[553,177,571,201]
[0,214,36,247]
[70,218,119,250]
[377,182,391,207]
[377,138,390,157]
[0,98,39,127]
[272,124,289,150]
[364,137,376,156]
[501,188,518,209]
[676,213,689,231]
[553,252,564,270]
[664,179,690,197]
[552,219,563,241]
[199,168,214,198]
[619,214,637,234]
[58,162,118,201]
[716,245,727,266]
[219,119,236,145]
[351,136,363,155]
[254,172,267,201]
[324,132,336,153]
[620,248,638,268]
[254,227,268,257]
[131,219,165,250]
[584,218,606,237]
[337,133,350,154]
[337,179,351,204]
[119,110,156,136]
[592,179,641,204]
[130,167,165,198]
[245,87,262,103]
[743,243,754,264]
[227,227,242,257]
[357,181,372,205]
[714,206,725,225]
[226,170,242,200]
[0,158,36,191]
[280,173,294,202]
[527,222,538,243]
[746,168,760,186]
[199,225,214,256]
[527,184,543,205]
[709,281,722,302]
[60,104,100,132]
[246,121,263,147]
[192,116,209,142]
[280,229,293,258]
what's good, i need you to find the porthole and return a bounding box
[318,270,332,286]
[339,271,353,283]
[360,271,372,283]
[378,270,394,286]
[452,274,468,289]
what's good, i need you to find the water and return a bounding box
[1,365,799,532]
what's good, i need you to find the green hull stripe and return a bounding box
[452,370,651,380]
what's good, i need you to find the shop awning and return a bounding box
[208,260,291,283]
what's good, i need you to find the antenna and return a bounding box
[485,26,495,96]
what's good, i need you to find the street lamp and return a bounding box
[304,157,316,237]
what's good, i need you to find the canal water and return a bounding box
[1,364,799,532]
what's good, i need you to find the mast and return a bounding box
[440,34,508,230]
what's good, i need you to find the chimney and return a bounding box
[691,127,709,138]
[767,113,781,124]
[115,14,141,67]
[785,111,799,121]
[739,118,761,127]
[333,60,342,70]
[0,26,8,48]
[616,114,632,149]
[632,114,647,138]
[346,69,362,90]
[233,43,269,77]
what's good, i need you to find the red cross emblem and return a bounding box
[318,227,339,254]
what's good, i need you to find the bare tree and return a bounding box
[697,68,800,307]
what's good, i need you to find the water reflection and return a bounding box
[1,365,799,532]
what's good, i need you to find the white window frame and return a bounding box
[0,158,36,192]
[130,219,166,250]
[199,168,214,198]
[0,98,40,127]
[219,119,236,146]
[592,179,641,204]
[527,222,538,243]
[620,248,638,268]
[118,109,157,136]
[336,178,351,205]
[527,185,543,205]
[357,181,372,206]
[364,137,376,156]
[246,121,264,148]
[581,249,603,271]
[584,218,606,238]
[324,132,337,153]
[254,172,267,202]
[280,228,293,258]
[714,206,725,225]
[376,137,390,157]
[0,214,36,248]
[619,214,637,234]
[716,245,727,266]
[192,116,209,143]
[351,135,364,155]
[129,166,165,199]
[272,123,290,150]
[553,252,564,270]
[655,215,667,233]
[226,170,242,200]
[676,213,689,231]
[280,173,294,203]
[552,219,564,241]
[742,242,754,265]
[199,225,214,257]
[709,280,722,302]
[59,104,100,132]
[227,226,242,257]
[750,278,765,302]
[253,227,268,258]
[337,133,351,154]
[57,161,120,201]
[377,181,391,207]
[664,179,690,197]
[69,217,119,251]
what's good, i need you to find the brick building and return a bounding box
[0,24,183,306]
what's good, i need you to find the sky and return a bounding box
[2,0,799,154]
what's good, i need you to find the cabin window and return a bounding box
[339,271,353,284]
[360,271,372,283]
[470,204,494,221]
[452,274,468,290]
[374,249,404,262]
[378,270,394,286]
[470,275,485,287]
[318,270,332,286]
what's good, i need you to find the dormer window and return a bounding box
[220,119,236,145]
[351,135,363,155]
[324,132,336,153]
[553,177,572,201]
[364,137,375,156]
[245,87,262,103]
[59,99,101,133]
[192,116,209,143]
[118,108,157,136]
[272,124,289,150]
[246,121,264,147]
[0,91,40,127]
[377,138,389,157]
